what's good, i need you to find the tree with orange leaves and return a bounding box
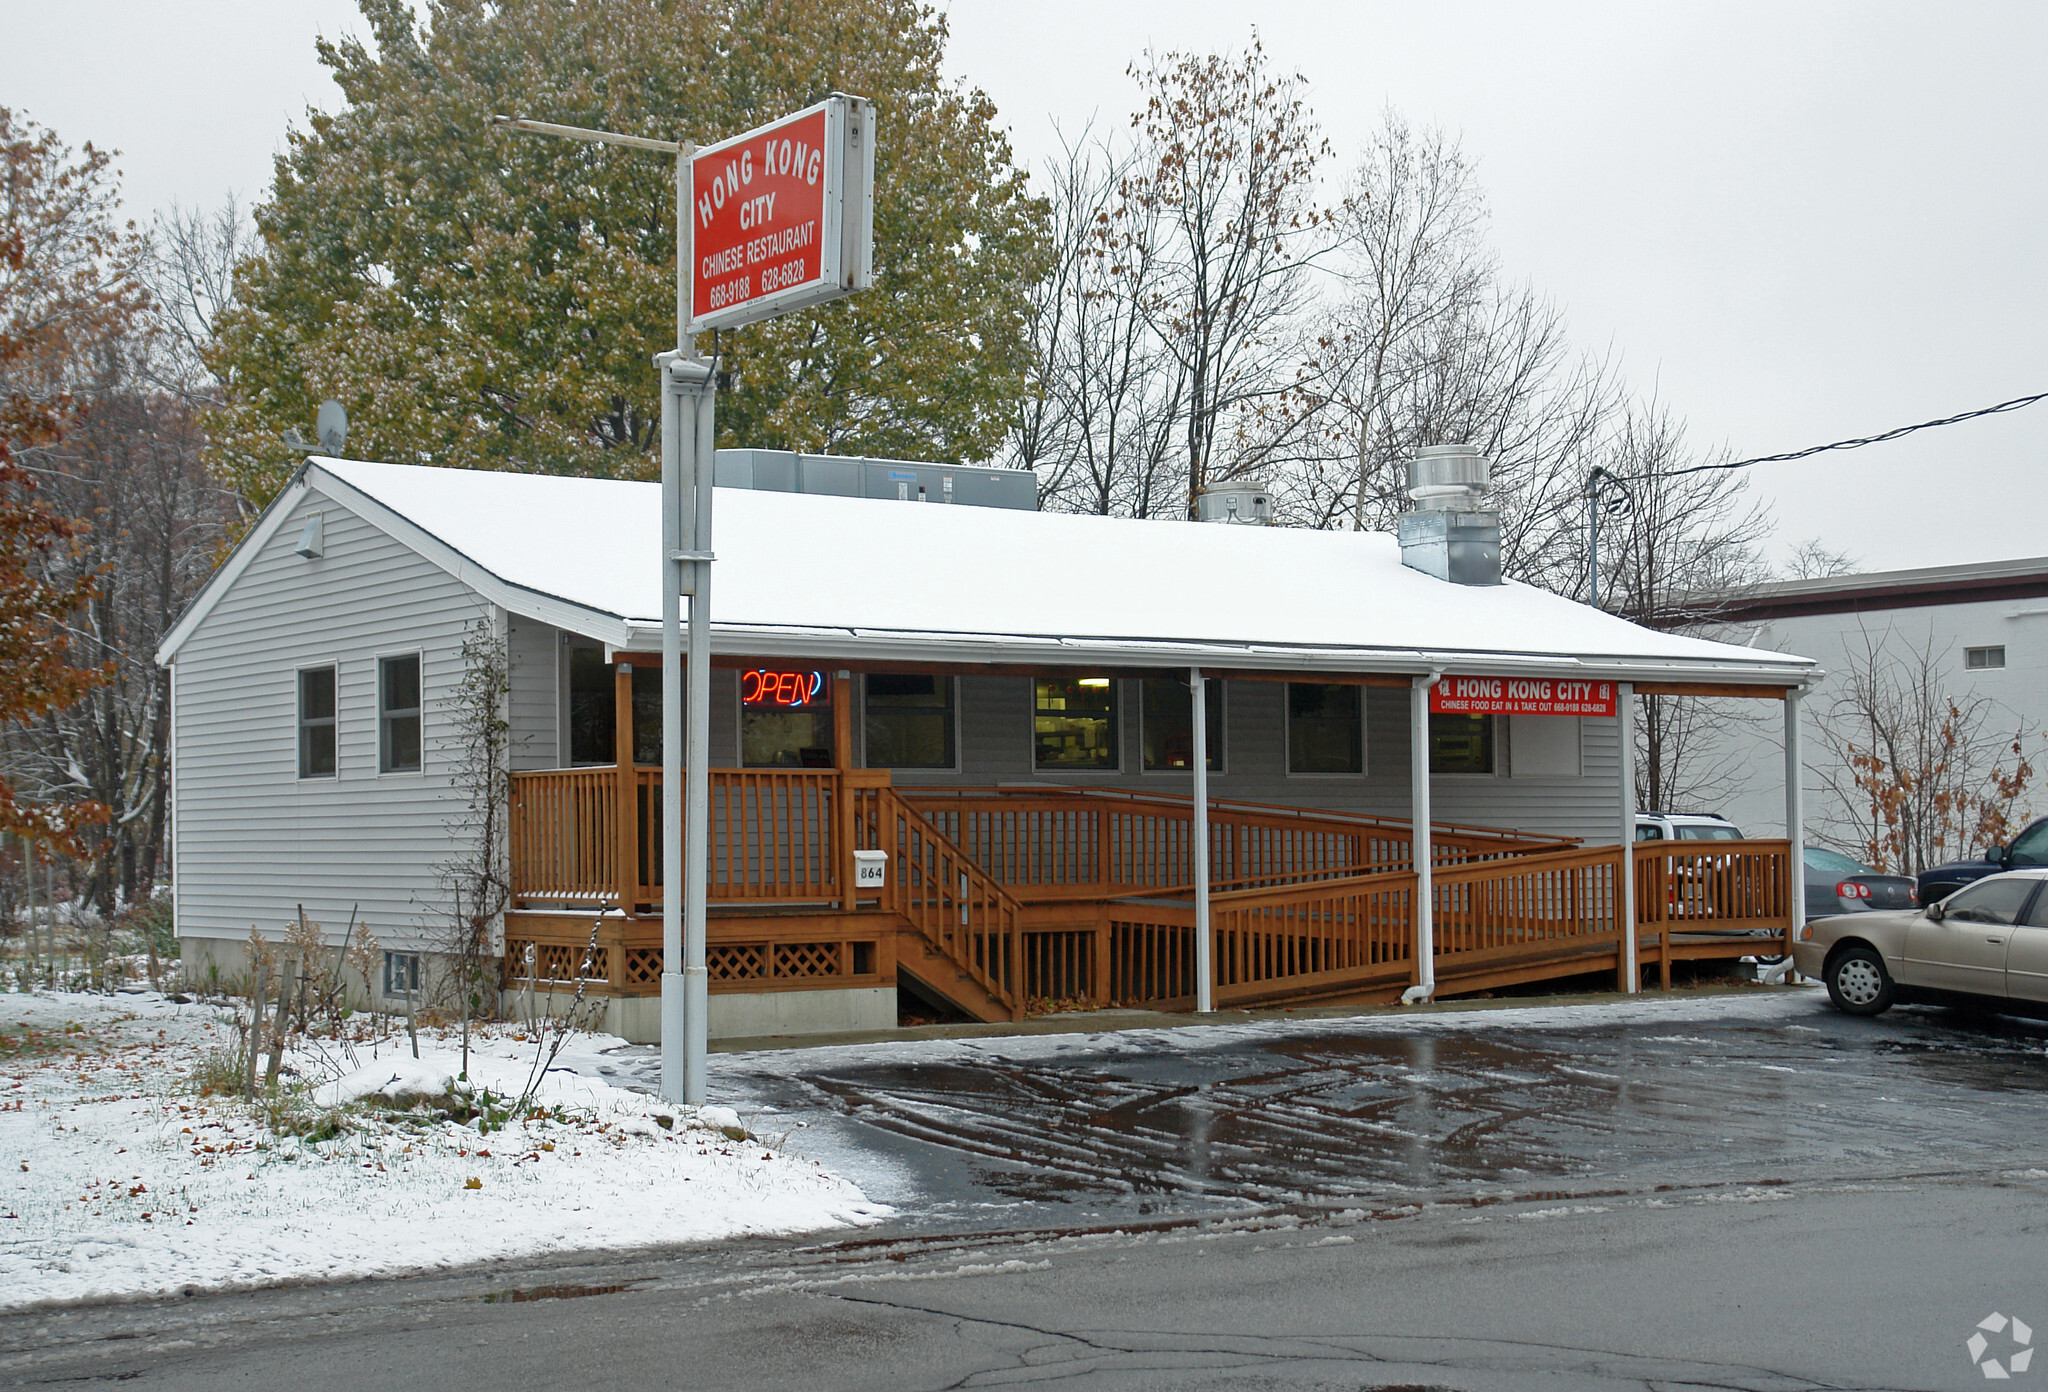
[1,107,143,852]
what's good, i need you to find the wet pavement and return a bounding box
[694,987,2048,1227]
[10,987,2048,1391]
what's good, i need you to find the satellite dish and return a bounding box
[316,400,349,456]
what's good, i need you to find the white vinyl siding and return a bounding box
[170,492,479,951]
[505,614,558,770]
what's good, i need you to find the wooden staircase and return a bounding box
[854,786,1026,1023]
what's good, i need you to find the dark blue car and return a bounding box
[1917,817,2048,903]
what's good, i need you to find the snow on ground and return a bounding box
[0,990,887,1311]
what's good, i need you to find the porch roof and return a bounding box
[165,457,1817,687]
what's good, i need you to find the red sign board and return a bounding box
[1429,676,1617,717]
[690,95,874,332]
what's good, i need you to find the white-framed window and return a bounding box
[297,665,337,779]
[863,674,958,770]
[739,667,836,768]
[1141,677,1224,772]
[1966,645,2006,670]
[1286,682,1363,775]
[382,950,421,998]
[378,652,423,774]
[1429,712,1498,775]
[1034,677,1119,771]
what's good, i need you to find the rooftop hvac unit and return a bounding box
[1197,484,1273,524]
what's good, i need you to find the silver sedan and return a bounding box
[1791,868,2048,1016]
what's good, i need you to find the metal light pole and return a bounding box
[493,115,712,1104]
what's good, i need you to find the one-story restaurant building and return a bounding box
[157,447,1818,1039]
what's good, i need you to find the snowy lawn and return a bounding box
[0,990,887,1311]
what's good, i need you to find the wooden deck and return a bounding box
[505,762,1793,1023]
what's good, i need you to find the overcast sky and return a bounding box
[8,1,2044,574]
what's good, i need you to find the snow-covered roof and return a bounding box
[160,457,1816,685]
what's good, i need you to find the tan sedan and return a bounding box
[1792,868,2048,1016]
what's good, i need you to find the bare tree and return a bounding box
[1783,538,1859,580]
[144,197,253,401]
[1119,39,1329,516]
[1014,128,1188,516]
[1295,115,1491,530]
[1813,624,2035,874]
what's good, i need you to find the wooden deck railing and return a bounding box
[897,786,1570,902]
[853,785,1025,1015]
[510,766,892,912]
[509,765,1789,1014]
[1634,839,1793,932]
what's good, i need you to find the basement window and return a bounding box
[1966,645,2006,670]
[382,951,421,999]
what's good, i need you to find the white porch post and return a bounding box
[1406,674,1438,1003]
[1191,667,1213,1013]
[1784,686,1806,982]
[1617,681,1638,994]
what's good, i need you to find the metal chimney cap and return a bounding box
[1404,443,1491,510]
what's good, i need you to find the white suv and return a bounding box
[1634,811,1744,843]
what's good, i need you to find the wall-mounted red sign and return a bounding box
[741,670,829,709]
[1430,676,1617,717]
[690,95,874,332]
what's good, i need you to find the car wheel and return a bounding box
[1825,945,1895,1016]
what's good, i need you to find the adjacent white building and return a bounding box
[1687,555,2048,848]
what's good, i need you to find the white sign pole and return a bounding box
[1191,668,1213,1013]
[662,141,717,1105]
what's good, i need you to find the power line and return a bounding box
[1609,388,2048,483]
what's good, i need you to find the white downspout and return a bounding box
[1767,685,1807,986]
[1191,667,1213,1013]
[1402,670,1444,1005]
[1618,680,1638,993]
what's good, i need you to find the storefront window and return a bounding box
[864,674,955,769]
[1429,713,1495,774]
[741,668,834,768]
[1142,678,1223,771]
[1287,683,1362,773]
[568,648,662,765]
[1035,677,1118,770]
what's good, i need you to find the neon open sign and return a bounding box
[741,670,829,709]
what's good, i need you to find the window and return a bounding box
[864,674,955,769]
[1803,846,1869,876]
[1634,823,1665,841]
[741,668,834,768]
[379,654,422,773]
[1966,645,2006,670]
[1287,683,1362,774]
[382,951,421,999]
[297,666,336,779]
[2007,821,2048,868]
[1142,678,1223,771]
[1941,876,2037,925]
[1035,677,1118,770]
[1429,713,1495,775]
[567,648,662,765]
[1676,823,1740,841]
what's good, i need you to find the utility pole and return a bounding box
[1585,467,1629,611]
